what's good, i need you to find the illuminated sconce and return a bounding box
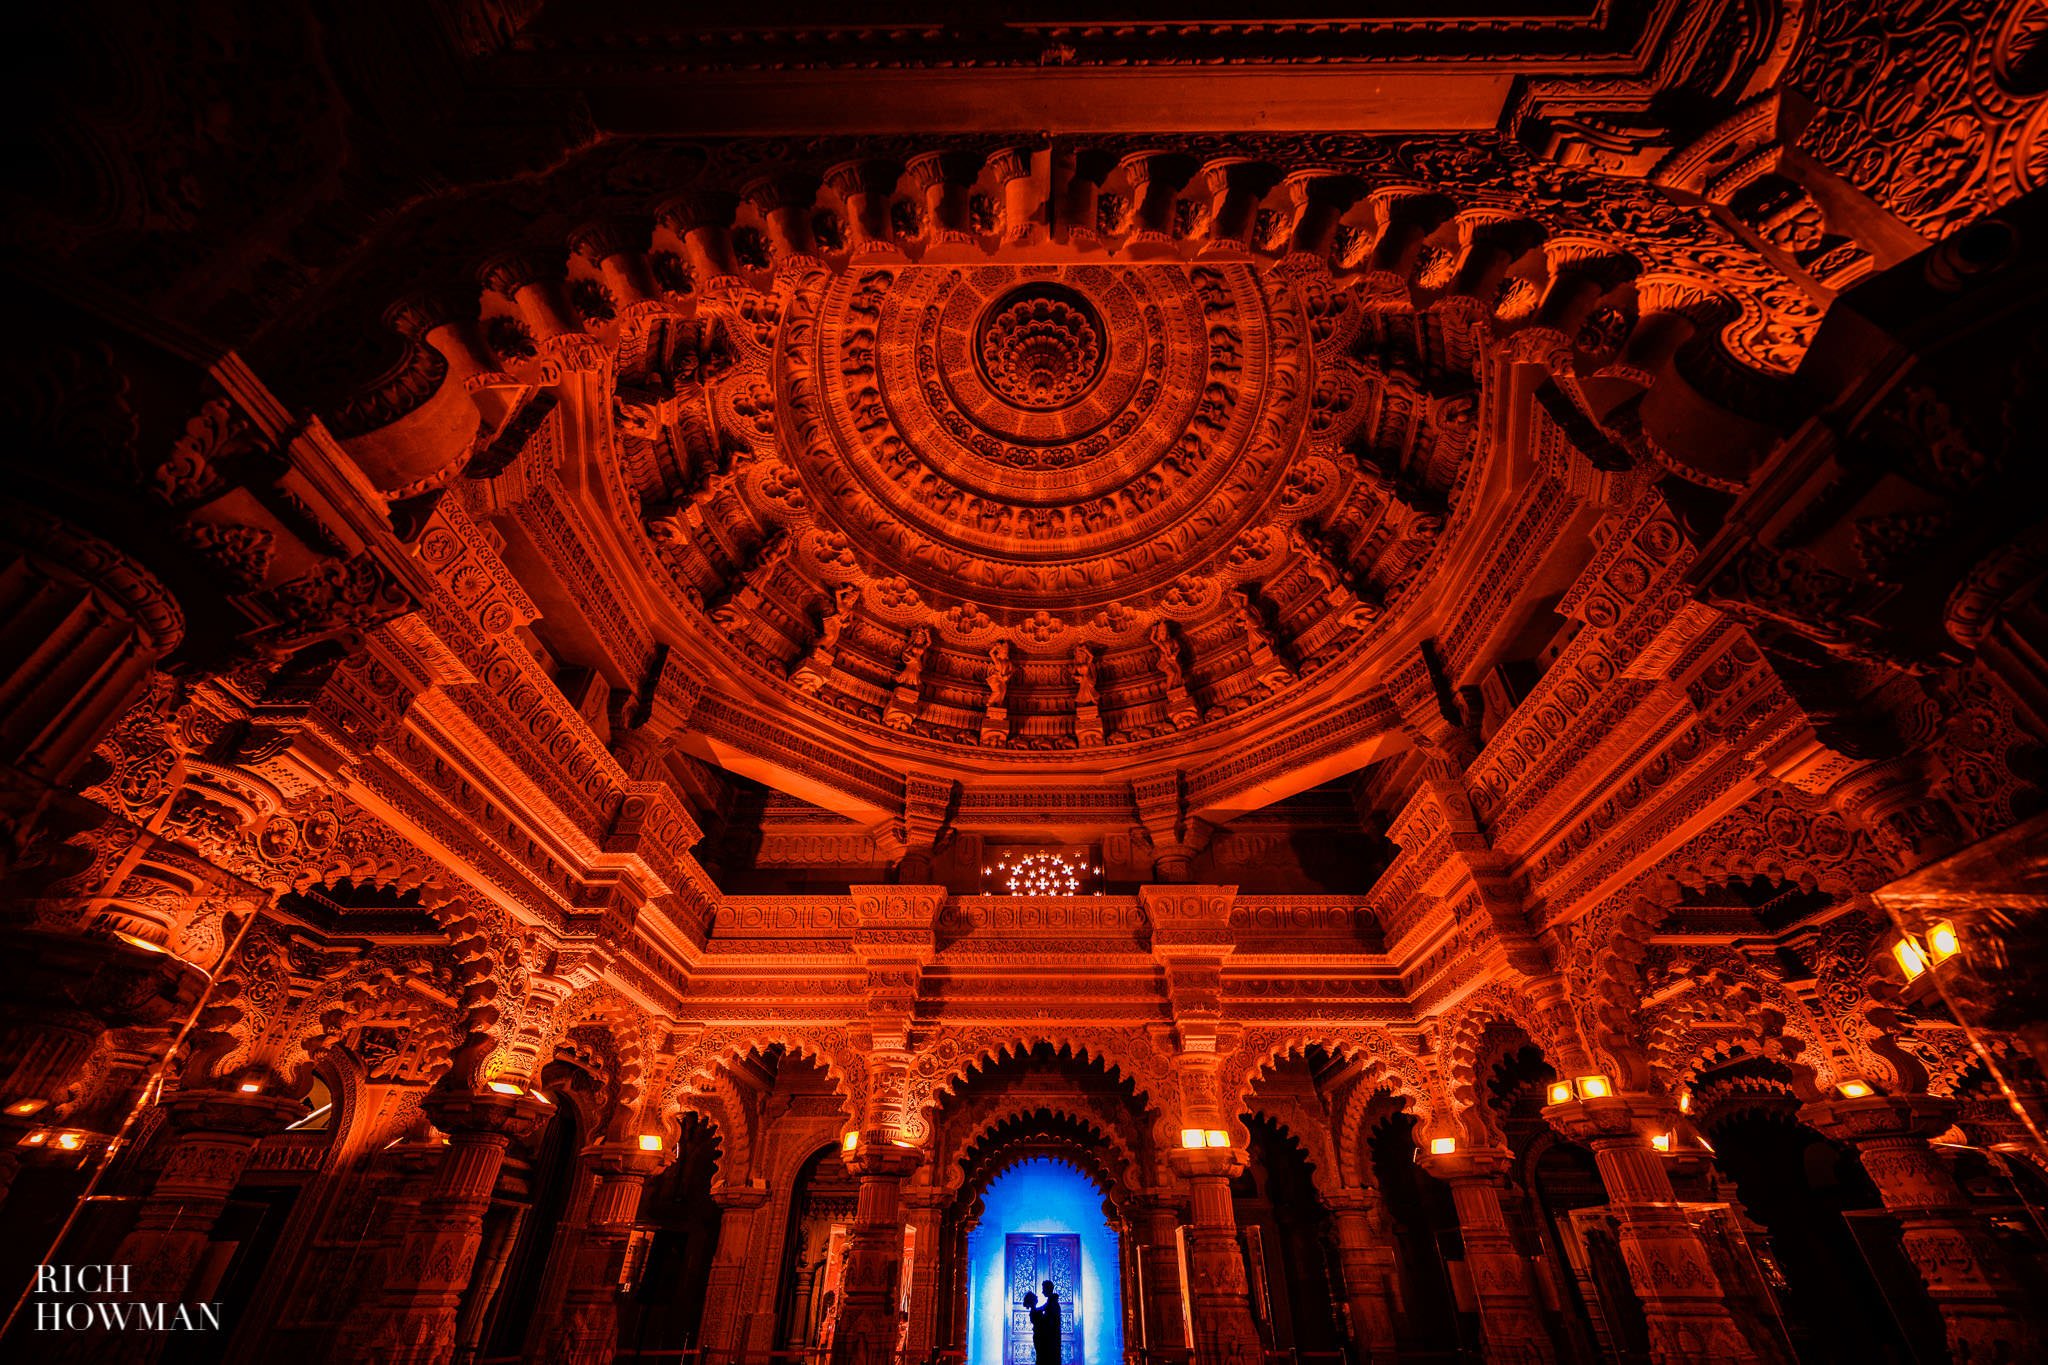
[1576,1075,1612,1100]
[1180,1128,1205,1149]
[1837,1080,1874,1099]
[1547,1081,1573,1106]
[486,1080,524,1096]
[1204,1129,1230,1148]
[1927,920,1961,963]
[1678,1092,1692,1114]
[238,1081,263,1094]
[1429,1137,1457,1156]
[1893,936,1929,980]
[1651,1133,1672,1152]
[842,1130,859,1152]
[5,1099,47,1117]
[18,1130,49,1147]
[638,1134,664,1153]
[54,1132,83,1151]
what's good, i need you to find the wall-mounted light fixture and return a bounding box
[237,1080,263,1094]
[1893,937,1929,979]
[842,1130,859,1152]
[1548,1075,1614,1103]
[1204,1129,1230,1148]
[639,1133,664,1153]
[1429,1137,1457,1156]
[487,1080,524,1096]
[1926,920,1961,963]
[1837,1080,1874,1099]
[1651,1133,1672,1152]
[4,1099,47,1117]
[1180,1128,1205,1149]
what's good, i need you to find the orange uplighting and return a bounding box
[1837,1080,1874,1099]
[1429,1137,1457,1155]
[1576,1075,1612,1100]
[842,1130,859,1152]
[1893,937,1928,980]
[638,1134,663,1152]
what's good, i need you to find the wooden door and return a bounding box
[1003,1233,1084,1365]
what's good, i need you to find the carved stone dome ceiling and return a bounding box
[628,249,1464,762]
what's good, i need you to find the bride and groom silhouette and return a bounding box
[1019,1280,1062,1365]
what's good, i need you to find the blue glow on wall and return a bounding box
[966,1157,1122,1365]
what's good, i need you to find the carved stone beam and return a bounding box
[479,250,581,345]
[1282,168,1367,260]
[1116,149,1197,258]
[825,158,907,257]
[656,190,745,286]
[743,171,824,267]
[1197,157,1282,257]
[570,218,664,316]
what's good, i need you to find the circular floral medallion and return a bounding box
[975,283,1107,410]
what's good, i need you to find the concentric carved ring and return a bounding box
[975,283,1106,410]
[778,262,1312,610]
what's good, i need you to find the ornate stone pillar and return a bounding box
[350,1087,551,1365]
[831,1142,921,1365]
[788,1252,820,1350]
[1417,1147,1553,1364]
[656,191,744,286]
[701,1183,771,1355]
[73,1086,302,1364]
[1197,158,1280,256]
[901,1186,944,1362]
[1804,1092,2044,1363]
[570,220,664,316]
[905,151,984,256]
[1052,148,1116,249]
[1282,169,1366,259]
[1544,1094,1757,1363]
[1167,1146,1262,1365]
[534,1142,659,1365]
[1326,1189,1400,1364]
[1116,150,1196,257]
[1136,1194,1189,1353]
[825,159,907,258]
[1360,189,1455,299]
[745,172,824,268]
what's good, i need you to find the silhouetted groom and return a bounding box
[1029,1279,1061,1365]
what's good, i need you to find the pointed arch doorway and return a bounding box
[966,1157,1124,1365]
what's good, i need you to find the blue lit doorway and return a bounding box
[967,1157,1122,1365]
